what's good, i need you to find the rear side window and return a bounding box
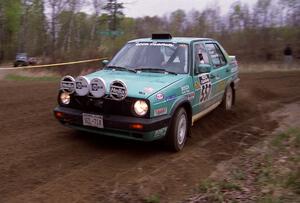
[205,43,226,68]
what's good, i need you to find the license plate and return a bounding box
[82,113,103,128]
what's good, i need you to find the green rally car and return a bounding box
[54,34,239,151]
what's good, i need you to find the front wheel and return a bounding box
[14,62,19,67]
[166,108,188,152]
[21,62,28,66]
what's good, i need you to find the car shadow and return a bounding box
[64,128,169,155]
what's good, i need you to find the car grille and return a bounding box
[71,96,135,117]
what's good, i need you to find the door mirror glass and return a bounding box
[101,59,109,67]
[195,64,211,75]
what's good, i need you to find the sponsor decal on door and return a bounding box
[199,73,212,103]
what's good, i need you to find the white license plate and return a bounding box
[82,113,103,128]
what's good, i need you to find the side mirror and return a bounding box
[195,64,211,75]
[101,59,109,67]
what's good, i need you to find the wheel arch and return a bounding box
[170,99,192,128]
[229,81,236,105]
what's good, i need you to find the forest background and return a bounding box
[0,0,299,64]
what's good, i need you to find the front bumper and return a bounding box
[54,106,171,141]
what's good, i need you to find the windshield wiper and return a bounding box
[106,65,137,73]
[135,68,177,75]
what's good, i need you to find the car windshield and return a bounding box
[17,53,27,57]
[108,42,189,74]
[16,53,27,59]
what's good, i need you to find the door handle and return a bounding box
[210,74,216,79]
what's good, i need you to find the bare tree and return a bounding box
[45,0,69,60]
[18,0,32,53]
[103,0,124,32]
[168,9,187,35]
[61,0,83,52]
[0,1,4,62]
[90,0,103,41]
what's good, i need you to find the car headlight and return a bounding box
[60,92,71,105]
[134,100,148,116]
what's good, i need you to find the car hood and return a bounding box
[85,70,185,99]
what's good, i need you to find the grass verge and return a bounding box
[186,128,300,203]
[144,194,160,203]
[5,74,60,82]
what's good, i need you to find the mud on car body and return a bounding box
[54,34,239,151]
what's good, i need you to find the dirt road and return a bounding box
[0,71,300,202]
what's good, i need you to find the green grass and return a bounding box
[285,171,300,194]
[271,132,289,147]
[189,128,300,202]
[198,179,241,192]
[198,179,215,193]
[5,74,60,81]
[232,169,246,180]
[257,196,283,203]
[144,194,160,203]
[220,181,242,191]
[294,130,300,147]
[271,128,300,148]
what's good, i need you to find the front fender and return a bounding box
[170,97,192,116]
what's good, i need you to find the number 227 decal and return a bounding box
[199,73,212,103]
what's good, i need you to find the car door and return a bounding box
[192,42,214,114]
[204,43,229,104]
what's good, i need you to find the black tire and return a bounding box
[166,107,188,152]
[14,62,19,67]
[221,86,234,111]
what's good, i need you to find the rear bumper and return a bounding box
[54,106,171,141]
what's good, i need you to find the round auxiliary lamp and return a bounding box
[60,75,75,94]
[89,77,106,98]
[75,76,90,96]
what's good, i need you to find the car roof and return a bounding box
[128,37,215,44]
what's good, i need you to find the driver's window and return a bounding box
[194,43,210,67]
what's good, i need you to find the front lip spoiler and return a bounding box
[54,106,171,132]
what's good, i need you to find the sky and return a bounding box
[120,0,256,18]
